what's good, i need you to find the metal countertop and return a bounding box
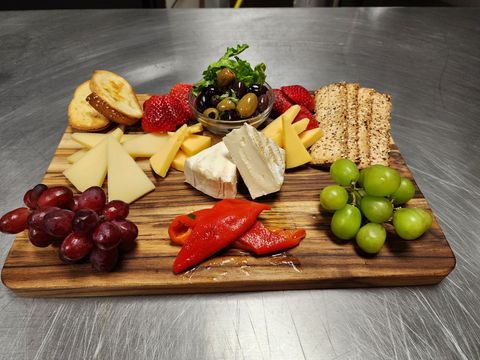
[0,8,479,360]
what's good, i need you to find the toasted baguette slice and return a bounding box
[87,93,138,126]
[346,83,360,162]
[89,70,142,125]
[309,83,348,165]
[68,81,110,131]
[357,88,375,168]
[369,92,392,166]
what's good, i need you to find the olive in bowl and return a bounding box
[189,82,274,135]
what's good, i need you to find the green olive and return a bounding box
[216,98,236,112]
[216,68,235,88]
[203,108,219,119]
[236,93,258,118]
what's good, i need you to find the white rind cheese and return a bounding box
[184,142,237,199]
[223,123,285,199]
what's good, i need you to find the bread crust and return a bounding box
[87,92,139,126]
[68,81,111,132]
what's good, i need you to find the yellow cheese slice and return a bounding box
[282,115,312,169]
[122,133,170,158]
[67,149,87,164]
[63,137,108,192]
[181,135,212,156]
[107,136,155,204]
[71,127,124,148]
[299,128,324,149]
[150,125,189,177]
[268,118,309,147]
[187,123,203,134]
[120,134,142,143]
[262,105,300,139]
[171,150,188,172]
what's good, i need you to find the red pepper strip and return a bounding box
[172,199,271,274]
[168,209,213,246]
[233,221,306,256]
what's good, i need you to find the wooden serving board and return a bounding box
[1,126,455,297]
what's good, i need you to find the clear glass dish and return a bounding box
[188,82,274,135]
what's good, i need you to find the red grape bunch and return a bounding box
[0,184,138,272]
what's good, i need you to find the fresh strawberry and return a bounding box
[281,85,315,112]
[170,83,195,120]
[293,105,318,130]
[272,88,293,116]
[142,94,188,132]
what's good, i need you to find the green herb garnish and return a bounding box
[192,44,266,96]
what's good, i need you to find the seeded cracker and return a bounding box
[310,83,348,165]
[357,88,375,168]
[369,92,392,166]
[346,83,360,162]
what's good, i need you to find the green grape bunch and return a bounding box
[319,159,432,255]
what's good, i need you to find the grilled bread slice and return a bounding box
[310,83,348,165]
[357,87,375,168]
[369,92,392,166]
[88,70,142,126]
[346,83,360,162]
[68,81,111,131]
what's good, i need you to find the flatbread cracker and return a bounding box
[310,83,348,165]
[369,92,392,166]
[346,83,360,162]
[357,88,375,168]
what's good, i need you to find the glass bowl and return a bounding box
[188,82,274,135]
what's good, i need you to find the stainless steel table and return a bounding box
[0,8,479,360]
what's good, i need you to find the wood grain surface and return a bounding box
[1,124,455,297]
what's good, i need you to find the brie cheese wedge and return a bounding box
[184,142,237,199]
[223,123,285,199]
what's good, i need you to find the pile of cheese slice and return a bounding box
[64,123,212,204]
[185,105,323,199]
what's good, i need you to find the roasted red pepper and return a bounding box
[233,221,306,255]
[172,199,271,273]
[168,208,212,246]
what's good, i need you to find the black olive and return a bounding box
[231,80,247,99]
[204,86,217,96]
[247,84,263,96]
[223,110,237,121]
[196,92,210,112]
[210,95,220,108]
[257,94,269,113]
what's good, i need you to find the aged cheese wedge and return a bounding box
[283,115,312,169]
[63,137,108,192]
[172,150,188,172]
[150,125,189,177]
[262,105,300,139]
[181,135,212,156]
[299,128,324,149]
[268,118,309,147]
[107,136,155,203]
[71,127,123,148]
[67,149,87,164]
[122,133,170,158]
[184,142,237,199]
[224,123,285,199]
